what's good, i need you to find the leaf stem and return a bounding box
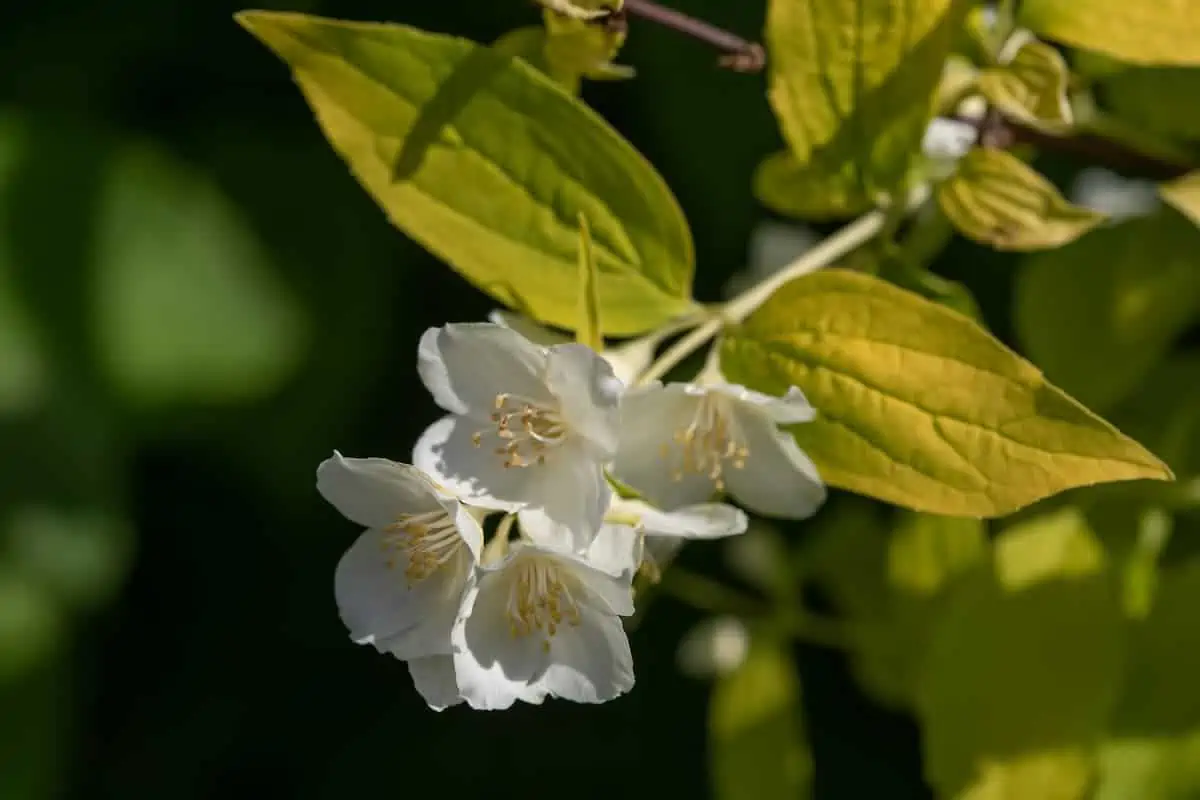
[637,195,921,385]
[621,0,765,73]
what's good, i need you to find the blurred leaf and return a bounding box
[1160,171,1200,228]
[7,506,132,613]
[1103,68,1200,143]
[1020,0,1200,66]
[1095,733,1200,800]
[0,565,63,684]
[723,520,794,601]
[0,659,68,800]
[937,148,1104,251]
[1015,210,1200,412]
[720,269,1172,517]
[916,511,1122,797]
[888,511,987,596]
[955,750,1094,800]
[93,144,305,407]
[978,36,1072,127]
[238,12,696,335]
[754,150,873,221]
[762,0,970,216]
[709,640,812,800]
[1108,355,1200,480]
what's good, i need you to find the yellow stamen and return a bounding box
[505,556,583,653]
[662,393,750,491]
[471,393,568,469]
[380,510,463,587]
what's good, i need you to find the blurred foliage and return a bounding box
[3,0,1200,798]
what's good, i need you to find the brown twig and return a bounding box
[959,111,1193,180]
[621,0,765,73]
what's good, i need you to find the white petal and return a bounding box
[612,384,716,509]
[562,549,635,616]
[451,572,549,710]
[514,444,611,551]
[486,310,571,347]
[535,603,634,704]
[316,453,442,529]
[724,407,826,519]
[710,383,816,425]
[412,415,530,513]
[544,343,623,458]
[637,502,749,540]
[406,655,463,711]
[417,323,552,417]
[334,528,470,660]
[583,524,643,581]
[516,508,576,553]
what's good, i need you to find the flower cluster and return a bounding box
[317,320,826,710]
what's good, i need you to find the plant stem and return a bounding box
[621,0,766,73]
[637,197,916,385]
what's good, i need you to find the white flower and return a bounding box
[450,531,638,710]
[414,322,622,545]
[612,381,826,519]
[317,452,483,710]
[597,495,749,580]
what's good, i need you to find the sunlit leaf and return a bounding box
[753,151,873,221]
[1020,0,1200,66]
[720,269,1171,517]
[1160,170,1200,228]
[1095,733,1200,800]
[238,11,695,335]
[575,214,601,350]
[761,0,970,216]
[978,36,1072,127]
[709,640,812,800]
[916,512,1122,797]
[542,7,633,85]
[937,148,1104,251]
[1015,210,1200,412]
[93,144,306,406]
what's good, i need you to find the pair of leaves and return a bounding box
[978,35,1072,129]
[238,11,695,336]
[720,269,1171,517]
[758,0,971,219]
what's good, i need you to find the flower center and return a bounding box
[661,393,749,491]
[472,393,568,468]
[506,556,583,652]
[381,510,463,587]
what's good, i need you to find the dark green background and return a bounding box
[0,1,1077,797]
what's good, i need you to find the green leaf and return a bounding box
[1103,67,1200,142]
[720,269,1172,517]
[753,151,873,221]
[1019,0,1200,67]
[937,148,1105,251]
[888,511,988,596]
[1107,355,1200,480]
[1015,210,1200,412]
[709,640,812,800]
[1160,170,1200,228]
[978,35,1072,127]
[916,511,1122,797]
[575,214,601,350]
[237,11,695,335]
[94,143,306,406]
[955,750,1095,800]
[542,7,633,85]
[1095,734,1200,800]
[762,0,970,216]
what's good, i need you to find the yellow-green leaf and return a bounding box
[916,513,1122,797]
[542,7,633,86]
[937,148,1104,251]
[720,269,1171,517]
[1095,733,1200,800]
[1160,170,1200,228]
[956,750,1094,800]
[237,11,695,335]
[753,151,873,221]
[1015,210,1200,412]
[888,512,988,596]
[978,36,1072,127]
[763,0,971,216]
[709,640,812,800]
[1019,0,1200,67]
[575,214,601,350]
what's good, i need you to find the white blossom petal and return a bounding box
[583,524,643,582]
[486,310,570,347]
[568,548,636,615]
[536,604,634,704]
[544,343,623,458]
[709,383,816,425]
[316,453,443,529]
[334,527,472,660]
[723,406,826,519]
[407,654,463,711]
[417,323,552,418]
[612,384,716,509]
[634,500,749,540]
[412,415,530,513]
